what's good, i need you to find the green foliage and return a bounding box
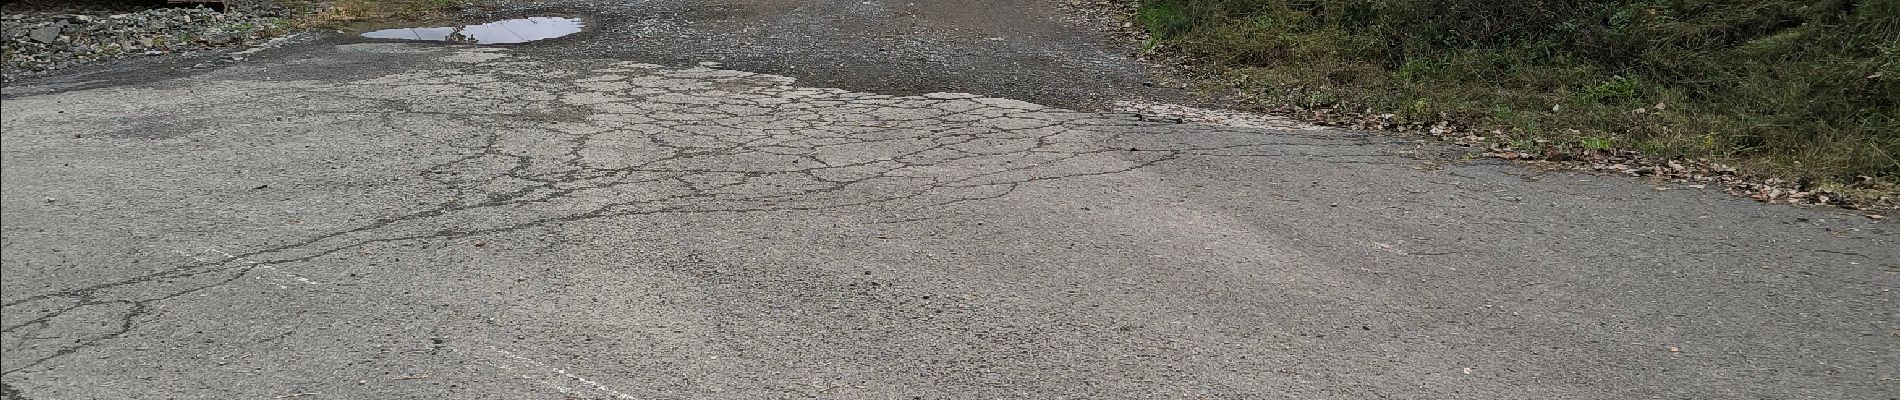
[1580,75,1641,104]
[1581,136,1613,151]
[1139,0,1900,183]
[1134,0,1193,39]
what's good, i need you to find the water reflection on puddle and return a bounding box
[360,17,584,44]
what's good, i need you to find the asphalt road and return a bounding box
[3,1,1895,399]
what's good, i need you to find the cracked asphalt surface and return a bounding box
[2,1,1896,399]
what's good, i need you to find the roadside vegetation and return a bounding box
[278,0,477,29]
[1134,0,1898,204]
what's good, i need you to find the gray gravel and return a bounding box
[1,2,289,81]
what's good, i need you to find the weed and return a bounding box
[1580,136,1612,151]
[1580,75,1640,104]
[1134,1,1193,39]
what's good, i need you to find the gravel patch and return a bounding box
[2,1,294,82]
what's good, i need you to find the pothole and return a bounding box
[360,17,584,44]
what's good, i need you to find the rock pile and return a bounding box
[2,3,288,81]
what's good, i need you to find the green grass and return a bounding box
[1137,0,1900,196]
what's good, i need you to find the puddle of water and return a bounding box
[360,17,584,44]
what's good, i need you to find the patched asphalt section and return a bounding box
[2,42,1895,399]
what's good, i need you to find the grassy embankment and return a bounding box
[1135,0,1898,200]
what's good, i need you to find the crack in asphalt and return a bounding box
[0,48,1415,375]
